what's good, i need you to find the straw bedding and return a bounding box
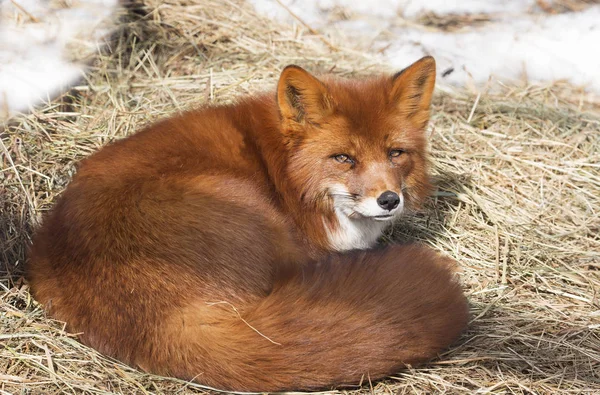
[1,0,599,393]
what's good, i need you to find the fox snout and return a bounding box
[329,183,405,222]
[355,190,404,221]
[349,164,404,219]
[376,190,400,211]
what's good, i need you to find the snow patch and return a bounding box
[397,0,536,18]
[0,0,118,117]
[250,0,600,92]
[384,7,600,92]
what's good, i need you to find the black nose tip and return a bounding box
[377,190,400,211]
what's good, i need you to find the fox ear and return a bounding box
[277,65,333,124]
[390,56,436,129]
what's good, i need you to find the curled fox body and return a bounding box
[27,57,468,391]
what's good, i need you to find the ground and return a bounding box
[1,0,599,393]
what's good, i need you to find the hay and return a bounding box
[537,0,600,14]
[1,0,599,393]
[415,0,600,32]
[416,12,492,32]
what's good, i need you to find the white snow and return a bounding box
[2,0,598,117]
[251,0,537,23]
[0,0,118,117]
[384,7,600,92]
[397,0,536,18]
[249,0,600,93]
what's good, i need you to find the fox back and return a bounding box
[27,57,468,391]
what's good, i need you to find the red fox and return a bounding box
[27,56,468,391]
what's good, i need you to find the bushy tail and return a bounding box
[147,245,469,392]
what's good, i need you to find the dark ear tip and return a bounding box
[281,64,307,76]
[283,64,303,70]
[393,56,436,80]
[417,56,436,71]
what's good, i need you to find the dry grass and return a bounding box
[416,12,493,32]
[537,0,600,13]
[415,0,600,32]
[1,0,599,393]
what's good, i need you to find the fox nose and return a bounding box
[377,190,400,211]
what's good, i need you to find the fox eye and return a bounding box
[389,149,404,158]
[333,154,354,165]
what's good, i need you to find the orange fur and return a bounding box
[27,57,468,391]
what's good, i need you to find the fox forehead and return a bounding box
[302,112,422,158]
[305,76,423,148]
[321,76,397,131]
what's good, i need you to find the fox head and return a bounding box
[276,57,436,249]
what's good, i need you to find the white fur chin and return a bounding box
[324,208,389,252]
[354,195,404,218]
[323,183,402,251]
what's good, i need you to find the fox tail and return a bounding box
[146,244,469,392]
